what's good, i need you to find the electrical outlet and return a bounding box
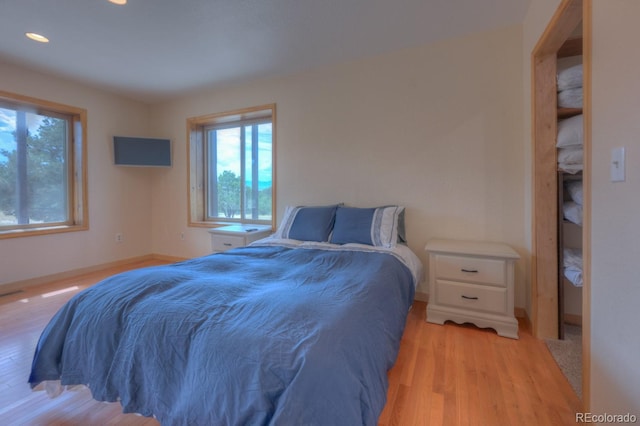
[115,233,124,243]
[180,232,185,241]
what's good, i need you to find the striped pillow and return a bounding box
[330,205,404,248]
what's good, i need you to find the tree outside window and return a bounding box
[188,104,275,228]
[0,91,87,238]
[0,114,68,224]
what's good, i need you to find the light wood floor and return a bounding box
[0,261,582,425]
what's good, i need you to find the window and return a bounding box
[0,91,87,239]
[188,104,275,227]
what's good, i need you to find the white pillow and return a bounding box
[557,114,583,148]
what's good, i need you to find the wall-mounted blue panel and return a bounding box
[113,136,171,167]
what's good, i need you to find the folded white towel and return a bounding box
[558,163,583,174]
[564,267,583,287]
[557,63,583,91]
[563,248,583,270]
[558,147,583,165]
[563,201,583,225]
[566,180,583,205]
[558,87,583,108]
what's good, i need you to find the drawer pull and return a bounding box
[461,268,479,273]
[461,295,479,300]
[223,243,233,246]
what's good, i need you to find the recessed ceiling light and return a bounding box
[25,33,49,43]
[109,0,127,5]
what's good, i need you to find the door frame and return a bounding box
[530,0,591,408]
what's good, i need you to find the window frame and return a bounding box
[0,90,88,239]
[187,104,276,229]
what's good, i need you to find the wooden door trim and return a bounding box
[531,0,590,409]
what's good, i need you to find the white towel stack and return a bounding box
[562,178,583,226]
[556,57,584,174]
[557,62,583,108]
[557,114,583,174]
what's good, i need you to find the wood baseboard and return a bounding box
[515,307,533,333]
[0,254,187,296]
[151,253,189,263]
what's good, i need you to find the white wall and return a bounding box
[0,62,154,285]
[150,25,526,301]
[590,0,640,416]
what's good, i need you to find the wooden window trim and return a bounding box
[0,90,88,239]
[187,104,276,229]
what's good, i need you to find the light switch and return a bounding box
[611,147,625,182]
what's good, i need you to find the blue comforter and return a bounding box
[29,244,415,425]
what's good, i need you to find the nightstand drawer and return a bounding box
[434,254,506,287]
[435,280,507,315]
[212,234,246,251]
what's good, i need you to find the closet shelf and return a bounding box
[557,107,582,119]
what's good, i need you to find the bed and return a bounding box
[29,205,422,425]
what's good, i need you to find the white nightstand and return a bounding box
[208,224,272,252]
[425,239,520,339]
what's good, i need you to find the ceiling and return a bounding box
[0,0,531,104]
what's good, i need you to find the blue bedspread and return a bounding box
[29,244,415,425]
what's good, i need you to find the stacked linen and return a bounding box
[563,247,583,287]
[557,61,583,108]
[557,57,584,173]
[563,179,583,226]
[557,114,583,173]
[558,58,584,290]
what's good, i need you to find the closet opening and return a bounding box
[531,0,590,408]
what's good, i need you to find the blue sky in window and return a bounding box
[254,123,272,190]
[0,108,15,163]
[0,109,50,163]
[216,123,272,189]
